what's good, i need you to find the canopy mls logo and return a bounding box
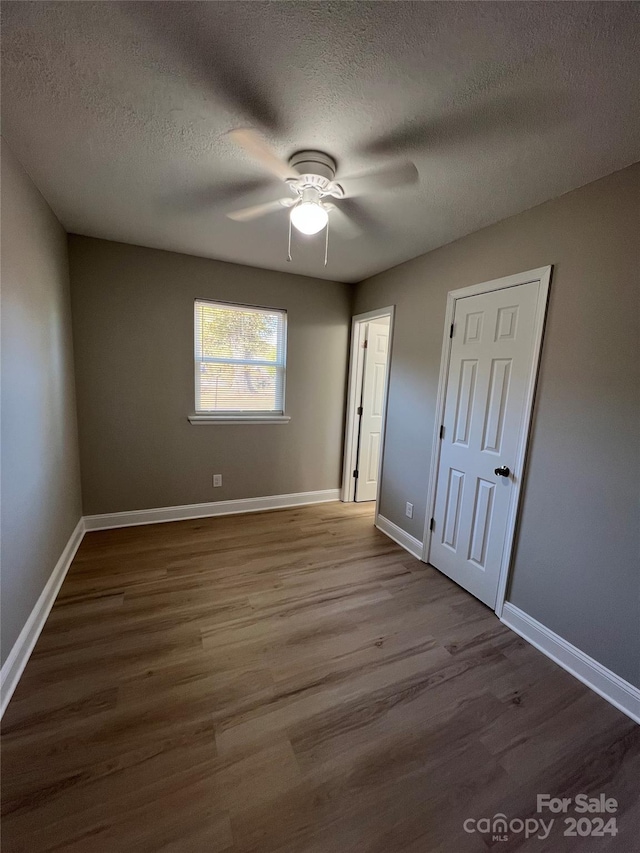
[463,814,553,842]
[463,794,619,842]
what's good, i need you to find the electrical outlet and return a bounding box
[405,502,413,519]
[213,474,222,488]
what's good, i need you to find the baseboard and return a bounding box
[375,514,424,560]
[83,489,341,531]
[501,602,640,725]
[1,517,86,719]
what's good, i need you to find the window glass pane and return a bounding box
[200,305,282,363]
[195,300,286,414]
[198,363,280,412]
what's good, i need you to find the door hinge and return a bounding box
[450,323,454,338]
[353,469,359,478]
[357,405,363,416]
[439,424,445,440]
[429,517,435,531]
[363,339,368,349]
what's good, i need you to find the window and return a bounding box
[191,299,288,422]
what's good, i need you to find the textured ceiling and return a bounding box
[2,1,639,283]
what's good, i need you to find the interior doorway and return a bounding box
[342,307,394,506]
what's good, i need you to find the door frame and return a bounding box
[421,266,552,616]
[341,306,395,509]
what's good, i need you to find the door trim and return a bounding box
[341,306,395,507]
[421,266,552,616]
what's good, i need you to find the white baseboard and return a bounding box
[375,514,424,560]
[1,517,86,719]
[501,602,640,725]
[83,489,341,531]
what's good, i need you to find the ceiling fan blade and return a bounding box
[227,129,298,182]
[339,161,418,198]
[325,203,363,239]
[163,178,276,213]
[227,198,294,222]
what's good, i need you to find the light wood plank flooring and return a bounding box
[1,502,638,852]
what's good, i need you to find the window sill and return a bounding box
[188,414,291,425]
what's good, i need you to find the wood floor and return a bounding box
[1,503,638,852]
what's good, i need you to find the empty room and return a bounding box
[1,2,639,851]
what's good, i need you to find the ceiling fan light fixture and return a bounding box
[289,186,328,235]
[290,201,328,235]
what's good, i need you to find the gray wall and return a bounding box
[68,236,352,515]
[354,163,640,687]
[1,139,83,666]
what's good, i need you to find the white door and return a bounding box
[356,321,389,502]
[429,281,542,607]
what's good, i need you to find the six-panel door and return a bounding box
[429,281,541,607]
[356,321,390,502]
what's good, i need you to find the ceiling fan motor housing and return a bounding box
[289,150,336,182]
[287,150,344,198]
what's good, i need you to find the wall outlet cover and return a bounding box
[213,474,222,487]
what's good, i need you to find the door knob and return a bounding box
[494,466,510,477]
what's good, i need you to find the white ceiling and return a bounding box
[2,2,639,283]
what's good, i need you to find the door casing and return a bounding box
[422,267,551,617]
[342,307,395,510]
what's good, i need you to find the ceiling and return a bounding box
[2,2,639,283]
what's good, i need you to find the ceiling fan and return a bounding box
[225,129,418,248]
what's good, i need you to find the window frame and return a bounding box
[189,298,289,424]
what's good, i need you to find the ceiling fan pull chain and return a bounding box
[324,220,329,267]
[286,215,293,262]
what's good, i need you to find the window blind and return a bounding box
[194,300,287,414]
